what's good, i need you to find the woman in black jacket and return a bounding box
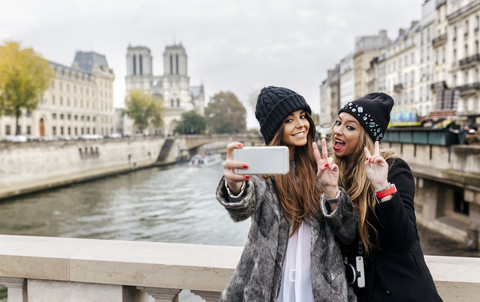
[330,92,443,302]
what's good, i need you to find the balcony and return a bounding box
[456,82,480,95]
[394,83,404,92]
[0,235,479,301]
[448,0,480,23]
[459,54,480,69]
[431,81,448,90]
[432,34,447,48]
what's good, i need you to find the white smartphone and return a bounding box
[233,146,290,175]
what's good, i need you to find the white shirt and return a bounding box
[276,221,315,302]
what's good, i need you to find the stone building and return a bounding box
[125,44,205,136]
[0,51,116,138]
[353,30,391,99]
[446,0,480,124]
[319,64,340,126]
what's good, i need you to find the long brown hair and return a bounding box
[268,113,322,236]
[333,127,396,254]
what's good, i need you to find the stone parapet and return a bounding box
[0,235,478,301]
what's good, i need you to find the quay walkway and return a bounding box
[0,235,479,302]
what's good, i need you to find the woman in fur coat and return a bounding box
[216,86,358,302]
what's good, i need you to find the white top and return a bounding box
[276,221,315,302]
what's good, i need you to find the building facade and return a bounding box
[0,51,116,138]
[353,30,391,99]
[339,53,355,107]
[446,0,480,123]
[125,44,205,136]
[320,0,480,125]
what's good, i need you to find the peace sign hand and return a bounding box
[364,141,389,191]
[313,139,339,198]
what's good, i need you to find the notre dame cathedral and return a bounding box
[125,43,205,136]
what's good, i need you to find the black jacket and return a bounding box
[346,158,443,302]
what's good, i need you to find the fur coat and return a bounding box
[216,175,358,302]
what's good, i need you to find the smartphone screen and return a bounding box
[233,146,289,175]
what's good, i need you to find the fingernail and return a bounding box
[243,164,248,169]
[245,175,250,180]
[366,157,369,161]
[238,144,243,147]
[325,163,329,167]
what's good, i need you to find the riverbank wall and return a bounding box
[0,137,178,200]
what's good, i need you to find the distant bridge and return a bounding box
[176,133,265,153]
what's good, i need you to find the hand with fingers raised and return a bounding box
[223,142,250,195]
[313,139,339,199]
[364,141,390,192]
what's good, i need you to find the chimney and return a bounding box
[399,28,405,37]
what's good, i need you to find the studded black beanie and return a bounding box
[255,86,312,145]
[338,92,394,142]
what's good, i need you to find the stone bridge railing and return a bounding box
[0,235,479,302]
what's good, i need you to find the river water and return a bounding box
[0,162,478,300]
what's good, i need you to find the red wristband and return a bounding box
[376,184,397,199]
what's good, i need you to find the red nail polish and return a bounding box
[245,175,250,180]
[238,144,243,147]
[325,163,329,167]
[243,164,248,169]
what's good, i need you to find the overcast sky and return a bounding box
[1,0,423,129]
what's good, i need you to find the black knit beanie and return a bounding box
[338,92,394,142]
[255,86,312,145]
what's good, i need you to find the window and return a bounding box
[176,54,179,74]
[52,113,57,120]
[60,127,64,135]
[465,21,469,36]
[52,96,56,105]
[171,99,174,107]
[60,114,64,120]
[177,99,180,107]
[27,126,31,135]
[133,55,136,75]
[53,126,56,136]
[5,125,10,135]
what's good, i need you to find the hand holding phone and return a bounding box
[233,146,290,175]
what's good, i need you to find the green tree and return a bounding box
[0,41,54,135]
[123,89,165,134]
[175,110,207,134]
[205,91,246,134]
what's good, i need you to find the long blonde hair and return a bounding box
[333,128,397,254]
[268,113,322,236]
